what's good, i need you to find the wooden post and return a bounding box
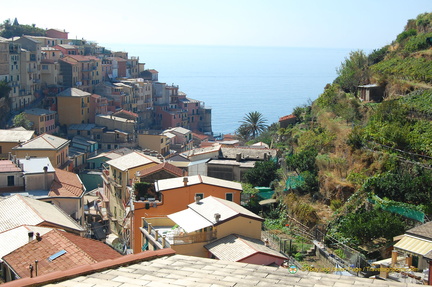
[391,250,398,267]
[162,235,166,247]
[141,217,145,228]
[155,230,159,241]
[406,255,413,267]
[380,264,389,279]
[148,223,152,233]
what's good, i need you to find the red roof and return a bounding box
[63,55,99,62]
[192,132,209,141]
[137,162,185,178]
[2,229,122,278]
[0,160,21,172]
[279,114,296,122]
[49,169,84,197]
[2,248,175,287]
[113,109,139,119]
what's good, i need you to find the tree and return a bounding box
[244,160,279,187]
[12,112,32,129]
[334,50,370,94]
[0,80,11,99]
[332,208,406,246]
[240,111,268,139]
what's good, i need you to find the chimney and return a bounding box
[235,153,242,162]
[43,166,48,190]
[36,233,42,241]
[214,213,221,222]
[183,177,188,187]
[28,231,34,242]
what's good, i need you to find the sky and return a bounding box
[0,0,430,50]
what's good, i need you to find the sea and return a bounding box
[103,44,353,136]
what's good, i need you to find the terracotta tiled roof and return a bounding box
[113,109,139,118]
[137,162,185,178]
[0,250,411,287]
[49,169,84,198]
[192,132,209,141]
[2,249,175,287]
[2,229,121,279]
[279,114,296,121]
[0,160,21,172]
[64,55,99,62]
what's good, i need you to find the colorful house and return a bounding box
[0,128,35,158]
[23,108,57,135]
[131,175,242,253]
[56,88,91,127]
[12,133,70,169]
[101,151,160,241]
[1,229,121,282]
[140,196,271,261]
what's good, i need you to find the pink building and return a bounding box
[46,28,69,39]
[23,108,57,135]
[54,44,79,56]
[89,94,108,123]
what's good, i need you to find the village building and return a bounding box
[0,194,84,235]
[139,196,286,266]
[1,229,121,282]
[132,175,242,253]
[0,128,35,158]
[11,133,71,170]
[101,151,161,248]
[23,108,57,135]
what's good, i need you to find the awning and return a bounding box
[167,208,212,233]
[394,235,432,256]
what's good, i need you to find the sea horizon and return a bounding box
[102,44,353,135]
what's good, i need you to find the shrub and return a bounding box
[330,199,343,211]
[294,252,304,261]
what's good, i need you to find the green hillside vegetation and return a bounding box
[0,18,46,38]
[241,12,432,258]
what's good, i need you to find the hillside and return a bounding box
[247,12,432,259]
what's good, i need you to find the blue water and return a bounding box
[103,44,352,135]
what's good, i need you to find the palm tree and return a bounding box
[240,111,268,139]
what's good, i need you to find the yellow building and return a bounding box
[101,151,161,238]
[141,196,266,259]
[57,88,91,127]
[0,128,35,158]
[137,132,170,156]
[12,133,70,169]
[23,108,57,135]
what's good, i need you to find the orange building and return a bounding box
[131,175,242,253]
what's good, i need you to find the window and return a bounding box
[7,176,14,186]
[225,193,233,201]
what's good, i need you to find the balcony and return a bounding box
[101,169,122,188]
[141,217,217,248]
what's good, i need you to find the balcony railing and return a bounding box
[141,218,217,247]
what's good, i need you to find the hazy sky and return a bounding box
[1,1,430,49]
